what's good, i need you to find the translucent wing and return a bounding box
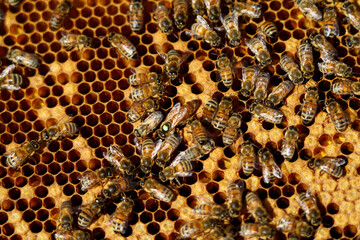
[262,165,271,184]
[257,32,267,49]
[170,154,183,167]
[54,230,73,239]
[324,157,346,166]
[196,15,211,30]
[305,190,317,205]
[180,51,192,65]
[253,155,260,170]
[272,162,283,179]
[233,12,239,31]
[79,172,99,191]
[109,144,125,158]
[174,171,193,177]
[60,31,71,38]
[196,194,213,205]
[152,139,163,158]
[220,14,230,32]
[110,211,129,235]
[163,103,189,128]
[0,64,16,78]
[173,151,185,163]
[1,81,21,90]
[134,137,142,154]
[203,0,210,9]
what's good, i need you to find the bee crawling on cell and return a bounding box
[187,15,221,47]
[0,64,23,91]
[59,31,93,51]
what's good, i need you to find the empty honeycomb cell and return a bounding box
[7,123,19,134]
[37,209,49,221]
[327,203,339,215]
[22,165,34,178]
[343,225,357,238]
[42,174,54,186]
[276,197,289,209]
[269,186,281,199]
[296,183,308,194]
[213,192,226,204]
[15,176,27,188]
[3,223,15,236]
[56,173,68,186]
[351,120,360,131]
[341,143,354,155]
[1,197,15,212]
[2,177,14,189]
[29,175,41,187]
[154,210,166,222]
[62,161,74,173]
[9,188,21,200]
[282,185,295,197]
[147,222,160,235]
[0,212,8,225]
[299,149,312,160]
[331,227,343,239]
[140,211,153,224]
[29,220,43,233]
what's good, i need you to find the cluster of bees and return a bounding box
[1,0,360,238]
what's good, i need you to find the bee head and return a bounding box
[209,8,220,22]
[345,37,353,48]
[161,20,173,34]
[325,6,333,12]
[95,197,105,206]
[155,157,165,167]
[260,226,274,237]
[175,13,186,29]
[259,52,271,66]
[290,70,303,84]
[288,125,298,133]
[140,164,151,174]
[108,32,116,41]
[240,89,250,97]
[158,170,169,182]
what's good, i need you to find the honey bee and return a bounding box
[157,100,201,139]
[40,122,78,143]
[345,34,360,49]
[129,84,165,101]
[191,0,205,15]
[134,111,164,138]
[258,148,282,184]
[309,32,337,60]
[180,218,218,238]
[298,39,315,79]
[280,54,303,85]
[158,49,190,81]
[189,119,215,152]
[59,32,92,51]
[202,98,218,126]
[156,131,182,167]
[325,98,348,132]
[58,201,73,230]
[0,64,23,91]
[240,223,275,239]
[173,0,189,30]
[129,0,144,33]
[127,99,160,123]
[250,102,284,124]
[296,0,322,21]
[217,54,234,88]
[240,141,257,176]
[266,80,294,107]
[203,226,226,240]
[154,1,173,35]
[174,143,206,163]
[102,177,137,199]
[54,229,91,240]
[103,145,135,175]
[128,71,163,86]
[111,198,134,234]
[322,7,340,38]
[227,181,244,218]
[301,86,318,125]
[281,126,299,161]
[78,197,106,229]
[332,80,360,96]
[50,0,71,30]
[79,167,115,192]
[108,32,138,59]
[212,96,232,131]
[298,191,321,226]
[260,22,278,38]
[241,66,260,97]
[159,157,193,183]
[318,59,352,78]
[245,34,272,66]
[140,137,156,173]
[254,72,270,103]
[6,140,40,169]
[204,0,220,22]
[245,191,271,223]
[194,200,228,219]
[223,113,242,146]
[341,1,360,31]
[220,13,241,47]
[140,178,176,202]
[188,15,221,47]
[277,214,314,238]
[308,157,346,178]
[231,2,262,18]
[7,49,40,69]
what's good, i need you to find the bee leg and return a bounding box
[319,170,325,176]
[171,177,181,186]
[66,46,73,51]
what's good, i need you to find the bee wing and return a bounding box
[179,51,192,65]
[253,156,261,170]
[60,31,71,38]
[163,102,186,125]
[233,12,240,32]
[1,82,21,90]
[173,151,185,163]
[196,15,211,30]
[323,157,346,166]
[110,144,125,158]
[305,190,317,204]
[4,150,16,158]
[257,32,267,49]
[134,137,142,154]
[203,0,210,9]
[174,169,193,178]
[276,214,292,231]
[0,64,16,78]
[262,165,271,184]
[272,162,283,179]
[152,139,163,158]
[196,194,213,205]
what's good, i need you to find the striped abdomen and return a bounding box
[301,101,317,124]
[220,67,233,88]
[191,23,207,38]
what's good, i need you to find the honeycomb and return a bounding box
[1,0,360,239]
